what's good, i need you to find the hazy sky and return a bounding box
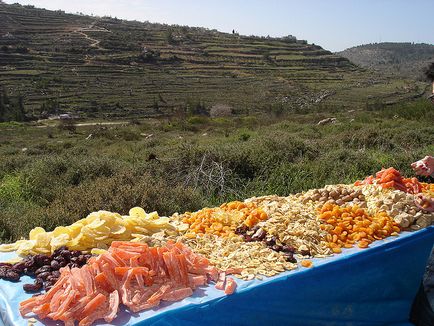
[4,0,434,52]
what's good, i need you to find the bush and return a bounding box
[92,126,140,141]
[20,155,121,205]
[210,104,232,118]
[44,170,205,228]
[0,174,26,202]
[58,120,76,133]
[138,49,160,63]
[0,201,46,241]
[238,132,251,142]
[187,116,208,125]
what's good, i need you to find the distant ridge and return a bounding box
[338,42,434,80]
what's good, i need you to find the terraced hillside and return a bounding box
[0,2,426,118]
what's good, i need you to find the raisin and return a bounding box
[38,272,51,280]
[23,279,43,292]
[71,250,81,257]
[271,245,283,252]
[51,270,61,278]
[83,254,92,261]
[35,266,51,275]
[252,228,266,241]
[60,250,71,261]
[77,255,87,265]
[235,225,249,235]
[33,254,47,267]
[282,245,296,253]
[4,270,20,282]
[10,268,23,275]
[58,258,68,267]
[0,266,9,278]
[50,260,60,270]
[12,261,26,273]
[251,225,260,233]
[265,237,277,247]
[300,249,311,256]
[24,258,35,269]
[53,246,68,256]
[45,278,56,287]
[284,253,297,263]
[23,267,36,276]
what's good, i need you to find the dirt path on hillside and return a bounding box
[74,121,128,127]
[74,30,103,50]
[35,121,129,128]
[72,20,111,51]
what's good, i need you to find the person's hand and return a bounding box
[414,194,434,212]
[411,156,434,177]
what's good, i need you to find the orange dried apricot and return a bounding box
[319,204,400,253]
[182,201,268,237]
[301,260,313,268]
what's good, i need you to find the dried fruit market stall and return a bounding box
[0,167,433,326]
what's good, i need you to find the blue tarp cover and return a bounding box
[1,226,433,326]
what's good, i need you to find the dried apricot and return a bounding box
[301,260,313,268]
[319,204,400,253]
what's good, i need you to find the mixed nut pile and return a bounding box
[300,185,366,208]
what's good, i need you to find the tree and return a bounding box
[14,95,26,121]
[425,62,434,81]
[2,86,9,105]
[262,51,272,63]
[152,98,161,113]
[58,119,76,133]
[165,29,178,45]
[0,89,5,122]
[138,49,160,63]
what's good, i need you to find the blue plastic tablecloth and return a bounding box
[1,227,433,326]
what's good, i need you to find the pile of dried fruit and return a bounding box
[319,203,401,252]
[0,247,91,292]
[234,224,297,263]
[180,201,268,238]
[0,208,178,255]
[362,185,433,228]
[20,241,235,325]
[355,167,422,194]
[421,183,434,196]
[300,185,366,208]
[248,195,333,257]
[182,234,297,280]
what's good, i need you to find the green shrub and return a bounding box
[238,132,251,142]
[21,155,121,204]
[187,116,208,125]
[0,200,46,241]
[0,174,26,202]
[44,170,206,229]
